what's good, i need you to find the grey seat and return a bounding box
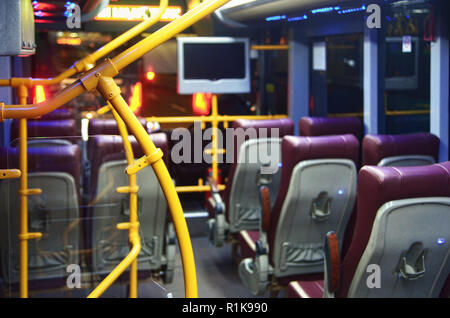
[87,134,175,283]
[348,197,450,297]
[0,144,81,285]
[206,118,294,248]
[238,135,359,295]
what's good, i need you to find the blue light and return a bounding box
[288,15,308,22]
[437,238,446,245]
[311,7,337,14]
[337,5,367,15]
[338,190,344,195]
[265,15,286,22]
[34,10,43,17]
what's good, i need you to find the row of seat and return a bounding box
[0,114,174,289]
[206,117,449,298]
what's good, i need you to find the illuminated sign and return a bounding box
[129,82,143,114]
[56,37,82,45]
[33,85,47,103]
[95,5,182,22]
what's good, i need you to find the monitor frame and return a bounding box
[177,36,251,94]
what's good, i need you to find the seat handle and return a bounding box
[399,242,426,280]
[310,192,332,222]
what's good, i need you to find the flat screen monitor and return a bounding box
[177,37,250,94]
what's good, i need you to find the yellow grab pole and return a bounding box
[18,85,28,298]
[17,85,42,298]
[88,0,168,65]
[109,104,139,298]
[211,95,219,181]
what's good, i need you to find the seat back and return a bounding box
[299,117,362,139]
[227,138,283,233]
[88,118,150,136]
[0,145,81,284]
[270,135,359,278]
[362,133,439,166]
[11,119,78,144]
[87,133,169,274]
[339,163,450,298]
[223,118,294,230]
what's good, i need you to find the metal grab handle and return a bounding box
[399,242,426,280]
[310,192,332,222]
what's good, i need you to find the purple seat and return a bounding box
[40,108,75,121]
[238,134,359,295]
[86,133,174,281]
[291,162,450,298]
[362,133,440,166]
[299,117,362,139]
[87,133,169,195]
[88,118,151,136]
[11,119,77,144]
[1,144,81,192]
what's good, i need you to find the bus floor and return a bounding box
[165,236,275,298]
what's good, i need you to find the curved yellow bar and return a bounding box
[88,234,141,298]
[107,93,198,298]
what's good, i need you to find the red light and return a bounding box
[192,93,211,116]
[146,71,156,81]
[33,85,46,103]
[129,82,143,114]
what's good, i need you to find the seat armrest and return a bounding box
[324,231,341,298]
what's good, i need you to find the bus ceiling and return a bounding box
[214,0,432,27]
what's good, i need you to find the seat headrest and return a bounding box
[362,133,440,166]
[233,118,295,136]
[89,118,150,136]
[88,132,169,172]
[1,144,81,183]
[299,117,362,139]
[11,119,77,142]
[230,118,294,162]
[339,161,450,297]
[40,108,75,121]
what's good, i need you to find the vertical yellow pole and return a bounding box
[109,105,139,298]
[17,85,28,298]
[211,95,218,181]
